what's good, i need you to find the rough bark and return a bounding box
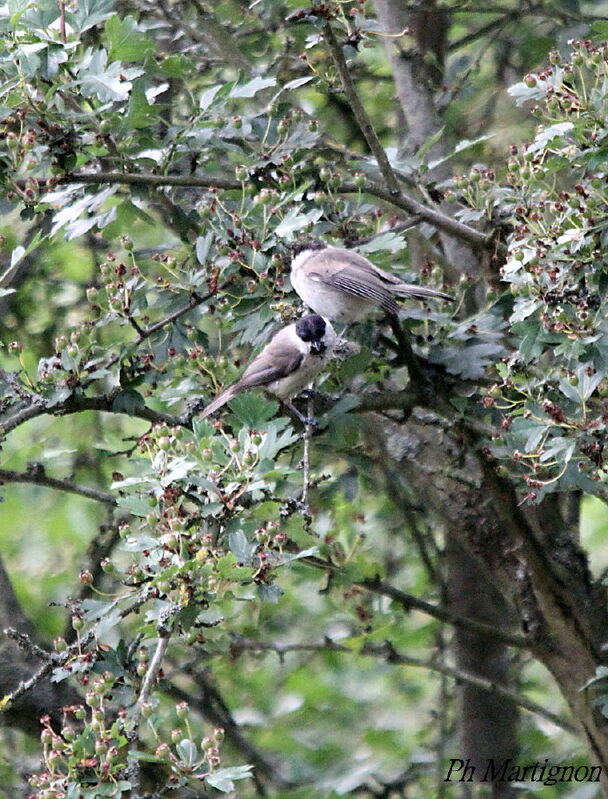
[373,0,514,780]
[368,415,608,792]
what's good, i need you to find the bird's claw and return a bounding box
[298,388,320,400]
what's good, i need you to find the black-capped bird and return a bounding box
[290,243,453,324]
[200,314,336,425]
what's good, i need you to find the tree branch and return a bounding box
[0,392,183,437]
[322,22,402,196]
[359,576,527,649]
[229,635,575,733]
[0,466,117,506]
[22,172,494,251]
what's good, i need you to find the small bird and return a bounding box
[290,243,453,323]
[200,314,336,424]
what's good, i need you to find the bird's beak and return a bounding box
[311,341,326,355]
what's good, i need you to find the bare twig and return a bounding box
[1,392,183,438]
[5,628,50,660]
[137,633,171,714]
[322,22,401,196]
[301,396,314,510]
[359,575,527,648]
[0,466,117,506]
[229,635,575,733]
[58,1,66,43]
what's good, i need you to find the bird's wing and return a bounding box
[335,249,404,286]
[310,262,399,313]
[309,249,452,306]
[238,340,304,389]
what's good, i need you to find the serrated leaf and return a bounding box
[227,393,279,428]
[195,232,214,265]
[199,84,223,110]
[275,207,323,238]
[257,583,282,603]
[229,76,276,98]
[160,457,196,486]
[206,764,253,792]
[105,15,154,62]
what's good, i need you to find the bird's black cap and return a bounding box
[295,314,327,343]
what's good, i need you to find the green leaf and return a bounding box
[414,125,445,162]
[229,76,276,98]
[257,583,282,603]
[176,738,198,767]
[199,84,223,110]
[227,393,280,428]
[206,765,253,792]
[195,232,214,265]
[159,54,189,78]
[275,207,323,238]
[72,0,115,33]
[105,15,154,62]
[228,531,256,564]
[126,80,156,129]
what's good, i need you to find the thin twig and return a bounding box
[387,313,426,390]
[137,633,171,714]
[301,396,314,510]
[1,592,153,708]
[0,392,183,438]
[128,632,171,799]
[359,575,527,648]
[0,466,117,506]
[229,635,575,733]
[58,1,66,42]
[5,628,50,660]
[322,22,401,196]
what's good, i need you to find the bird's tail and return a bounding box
[394,283,454,302]
[199,384,239,419]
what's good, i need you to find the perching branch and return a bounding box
[359,576,528,649]
[0,392,182,437]
[297,550,527,649]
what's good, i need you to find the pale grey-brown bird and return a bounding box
[200,314,336,424]
[290,243,453,323]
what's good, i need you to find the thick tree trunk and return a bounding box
[368,415,608,793]
[373,1,516,783]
